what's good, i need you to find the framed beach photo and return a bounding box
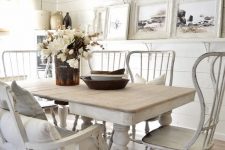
[129,0,173,39]
[173,0,223,38]
[105,4,130,40]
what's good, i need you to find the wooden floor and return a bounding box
[213,140,225,150]
[46,111,225,150]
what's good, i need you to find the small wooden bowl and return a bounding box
[90,68,125,75]
[81,76,129,90]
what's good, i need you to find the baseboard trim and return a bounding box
[215,132,225,141]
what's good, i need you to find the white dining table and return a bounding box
[17,79,195,150]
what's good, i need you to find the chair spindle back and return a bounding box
[126,50,175,86]
[88,50,128,71]
[187,52,225,149]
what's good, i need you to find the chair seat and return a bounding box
[56,127,75,137]
[142,126,209,150]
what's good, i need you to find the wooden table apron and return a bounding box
[17,79,196,150]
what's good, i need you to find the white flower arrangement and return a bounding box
[38,29,103,68]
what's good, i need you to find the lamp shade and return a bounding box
[33,10,50,30]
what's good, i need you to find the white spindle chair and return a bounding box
[0,81,107,150]
[2,50,51,78]
[126,50,175,141]
[142,52,225,150]
[1,50,57,126]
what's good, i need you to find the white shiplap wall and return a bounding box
[53,0,225,140]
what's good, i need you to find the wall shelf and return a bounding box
[98,38,225,44]
[98,38,225,53]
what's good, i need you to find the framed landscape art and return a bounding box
[173,0,223,38]
[129,0,173,39]
[105,4,130,40]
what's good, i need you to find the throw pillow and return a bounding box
[0,112,61,149]
[11,81,47,120]
[0,81,11,110]
[134,74,147,83]
[135,73,166,85]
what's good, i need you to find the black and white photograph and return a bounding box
[129,0,171,39]
[175,0,220,37]
[137,3,167,33]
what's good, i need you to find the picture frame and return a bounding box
[105,4,130,40]
[93,7,108,40]
[173,0,223,38]
[129,0,173,39]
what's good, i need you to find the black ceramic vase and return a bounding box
[63,12,72,29]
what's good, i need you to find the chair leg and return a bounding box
[72,115,79,132]
[145,121,150,134]
[132,125,136,140]
[50,107,57,126]
[102,121,107,141]
[108,129,114,150]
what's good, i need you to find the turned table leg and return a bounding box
[111,124,130,150]
[159,110,172,126]
[81,116,93,130]
[58,105,68,128]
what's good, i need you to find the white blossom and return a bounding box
[63,29,74,43]
[82,51,91,59]
[58,30,65,36]
[67,59,79,68]
[62,45,69,53]
[47,38,66,55]
[42,39,48,43]
[86,45,93,50]
[68,49,74,55]
[57,53,67,62]
[41,49,51,57]
[78,48,83,53]
[63,35,73,44]
[39,29,103,66]
[65,29,75,35]
[84,36,90,45]
[74,31,85,37]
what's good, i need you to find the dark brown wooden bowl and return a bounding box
[81,76,129,90]
[90,68,125,75]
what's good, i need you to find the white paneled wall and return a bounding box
[53,0,225,140]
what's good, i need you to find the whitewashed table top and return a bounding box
[17,79,196,113]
